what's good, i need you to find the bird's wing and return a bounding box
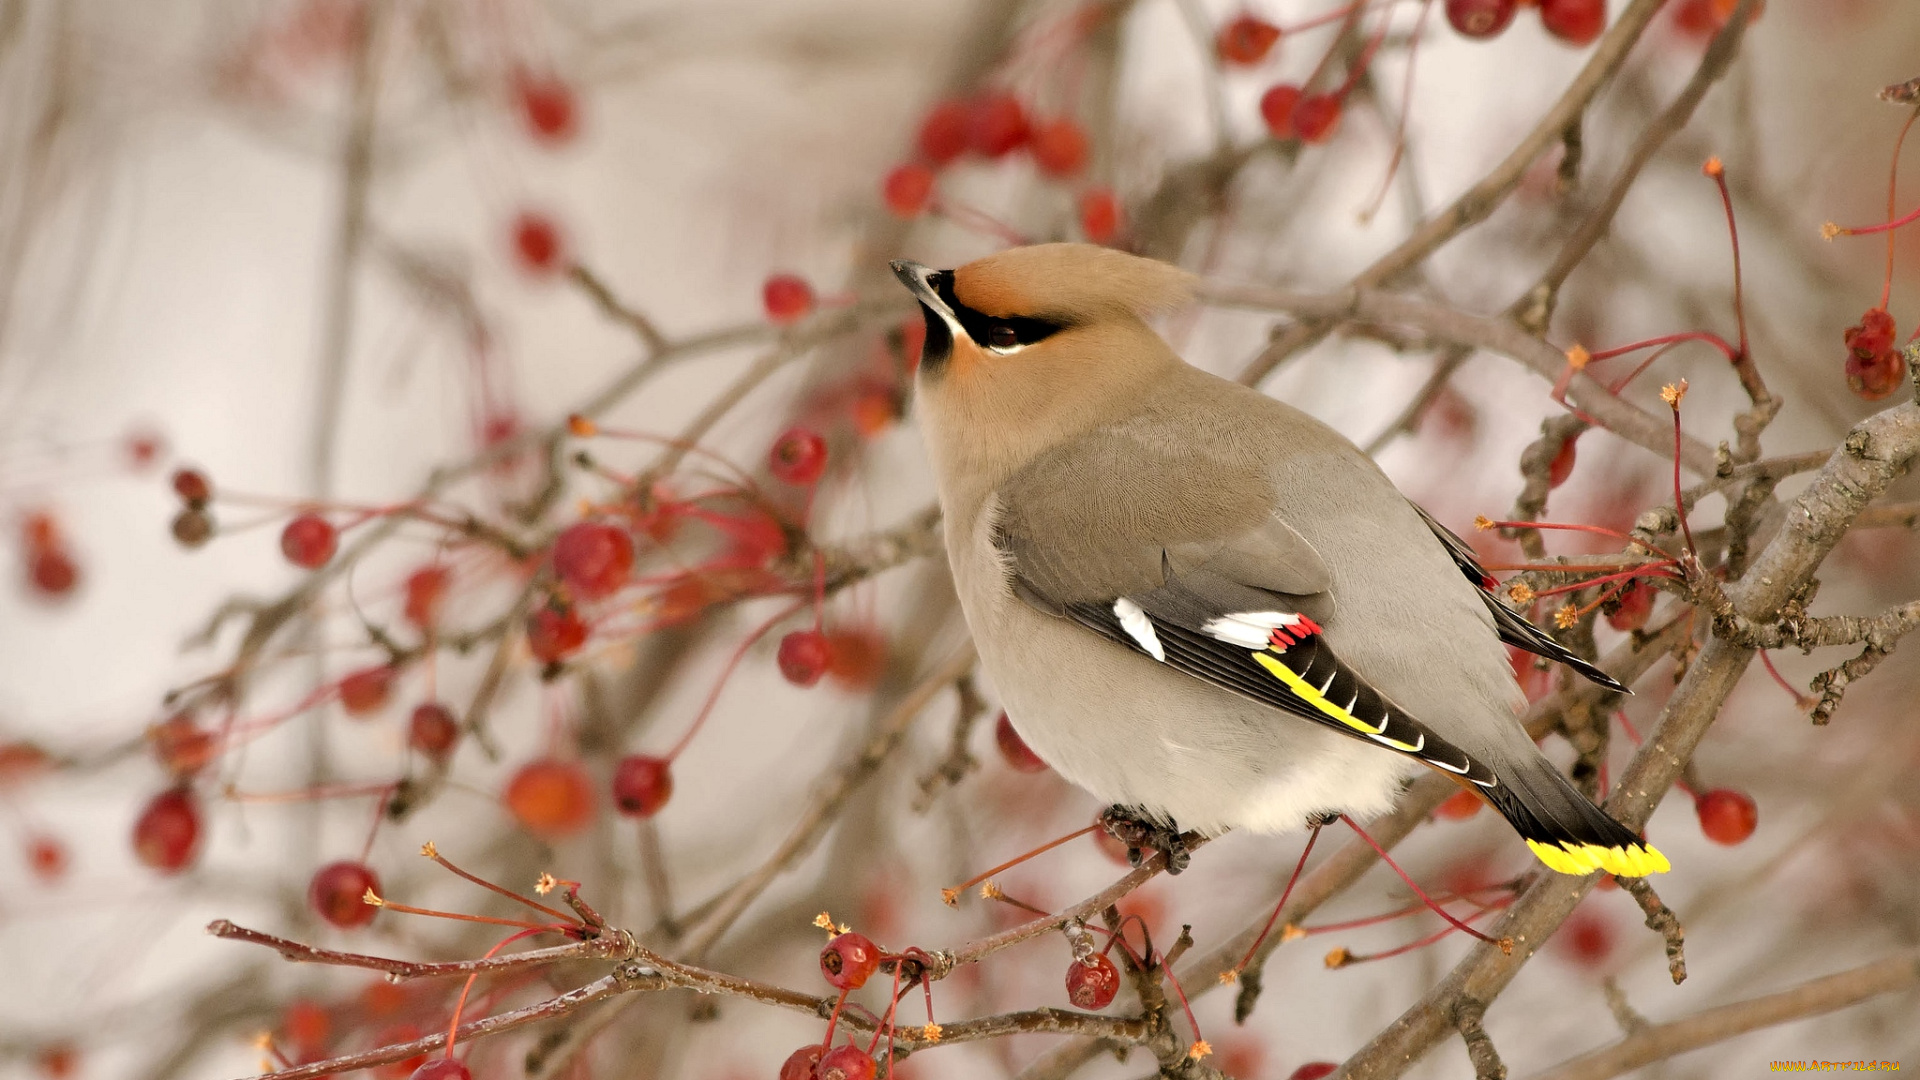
[1409,505,1628,693]
[993,426,1501,789]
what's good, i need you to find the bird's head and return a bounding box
[890,244,1193,485]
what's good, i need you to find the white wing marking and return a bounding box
[1113,598,1166,662]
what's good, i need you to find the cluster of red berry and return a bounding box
[1443,0,1607,44]
[880,93,1122,244]
[503,65,580,276]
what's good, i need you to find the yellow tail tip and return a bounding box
[1526,839,1670,877]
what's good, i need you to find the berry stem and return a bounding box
[1668,389,1698,557]
[941,824,1102,906]
[1703,159,1751,363]
[1528,564,1680,601]
[1338,815,1511,951]
[367,893,574,934]
[1332,899,1509,965]
[424,846,581,925]
[1359,0,1437,223]
[1757,649,1814,710]
[1886,105,1919,310]
[1588,331,1740,365]
[1230,823,1320,978]
[663,600,806,761]
[444,926,552,1057]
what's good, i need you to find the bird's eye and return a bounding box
[987,323,1019,350]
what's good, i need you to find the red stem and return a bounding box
[1339,815,1506,947]
[444,926,554,1057]
[1706,164,1750,362]
[664,600,807,761]
[1588,331,1739,365]
[1231,823,1321,975]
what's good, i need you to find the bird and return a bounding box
[888,243,1667,879]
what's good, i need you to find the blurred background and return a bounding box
[1,0,1917,1078]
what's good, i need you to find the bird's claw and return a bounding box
[1099,805,1193,875]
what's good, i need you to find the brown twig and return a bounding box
[1616,876,1686,985]
[1524,948,1920,1080]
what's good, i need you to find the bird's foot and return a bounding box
[1099,805,1193,875]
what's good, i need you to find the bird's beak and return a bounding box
[889,260,955,322]
[890,259,961,375]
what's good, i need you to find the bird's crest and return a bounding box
[952,243,1193,326]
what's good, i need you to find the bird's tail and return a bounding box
[1477,759,1669,877]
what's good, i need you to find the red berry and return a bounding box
[26,834,67,882]
[1078,187,1122,244]
[1290,1064,1339,1080]
[1065,952,1120,1009]
[1846,349,1907,400]
[37,1045,77,1080]
[1673,0,1756,37]
[1260,84,1303,139]
[527,605,588,663]
[1446,0,1518,36]
[409,1060,470,1080]
[21,510,58,551]
[1606,579,1654,632]
[779,1045,825,1080]
[1559,908,1614,966]
[763,274,815,324]
[27,547,78,597]
[0,742,51,788]
[280,513,338,569]
[819,930,881,990]
[1216,13,1282,64]
[408,702,460,762]
[553,521,634,600]
[513,69,578,145]
[122,430,162,468]
[1695,788,1756,845]
[1029,117,1089,178]
[504,758,596,838]
[1548,433,1578,488]
[338,665,396,717]
[133,787,202,874]
[512,210,564,273]
[403,565,450,628]
[171,508,214,548]
[882,162,936,217]
[612,754,673,817]
[151,713,217,779]
[172,467,212,506]
[769,427,829,485]
[1842,310,1905,399]
[816,1046,876,1080]
[824,627,887,690]
[308,860,381,929]
[1292,93,1343,143]
[1539,0,1606,44]
[916,99,971,165]
[1843,308,1895,357]
[778,630,832,687]
[995,713,1048,773]
[1435,788,1483,820]
[282,999,331,1055]
[967,92,1029,158]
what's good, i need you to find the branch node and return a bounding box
[1453,997,1508,1080]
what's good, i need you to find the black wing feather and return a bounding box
[1410,504,1629,694]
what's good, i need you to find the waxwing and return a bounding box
[890,243,1667,878]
